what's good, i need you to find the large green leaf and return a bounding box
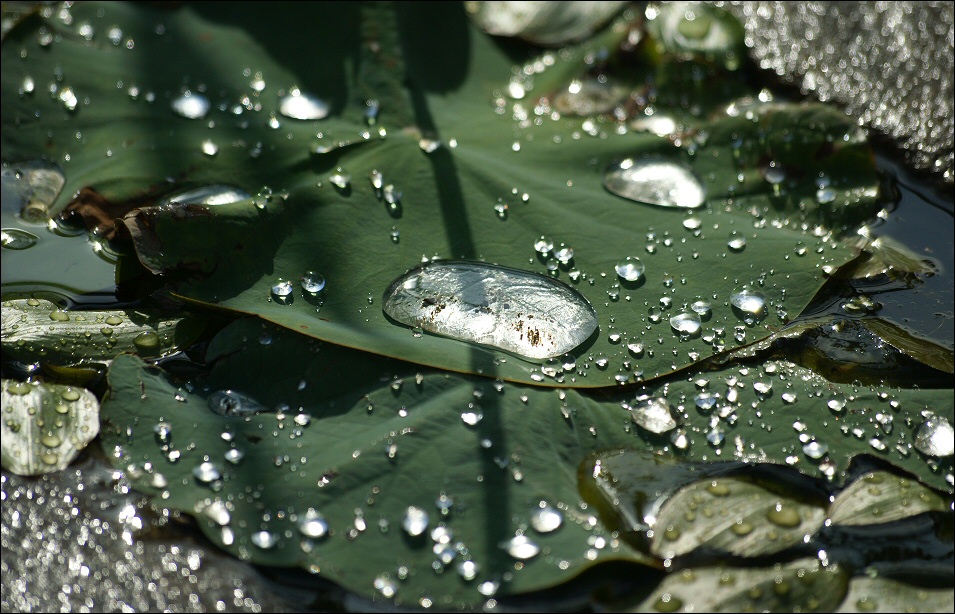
[101,315,953,604]
[1,2,883,387]
[101,318,658,607]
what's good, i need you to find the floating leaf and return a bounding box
[632,558,848,613]
[101,319,655,607]
[1,379,99,475]
[834,576,955,613]
[2,298,205,367]
[649,476,826,559]
[828,470,948,527]
[1,3,884,387]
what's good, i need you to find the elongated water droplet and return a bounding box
[631,397,677,434]
[161,184,250,207]
[382,261,598,360]
[604,159,705,209]
[171,92,210,119]
[208,389,267,416]
[279,89,329,120]
[1,228,39,250]
[616,256,645,282]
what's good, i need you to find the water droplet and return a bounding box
[530,502,563,533]
[653,593,683,613]
[279,89,329,120]
[534,236,554,254]
[493,201,508,219]
[224,448,245,464]
[762,162,786,185]
[133,331,160,353]
[615,257,646,282]
[604,159,705,209]
[200,140,219,157]
[369,169,384,190]
[300,271,326,294]
[503,534,540,560]
[555,243,574,264]
[727,231,746,252]
[171,92,210,119]
[457,560,479,581]
[161,184,250,207]
[730,520,753,535]
[329,167,351,189]
[682,216,702,231]
[402,506,429,537]
[251,530,277,549]
[630,397,677,434]
[914,416,954,457]
[208,390,266,416]
[382,261,598,360]
[695,392,718,412]
[201,500,231,526]
[297,509,329,539]
[271,279,294,304]
[766,504,801,528]
[815,187,837,204]
[827,398,846,413]
[192,461,221,484]
[669,312,701,338]
[153,421,172,444]
[1,228,39,250]
[729,287,766,324]
[461,409,483,425]
[373,574,397,598]
[802,440,827,459]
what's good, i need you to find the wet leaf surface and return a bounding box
[1,378,99,475]
[1,2,884,387]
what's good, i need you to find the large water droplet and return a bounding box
[914,416,954,457]
[300,271,326,294]
[3,159,66,222]
[604,159,705,209]
[208,389,267,416]
[402,506,429,537]
[630,397,678,434]
[530,502,563,533]
[271,279,294,304]
[251,530,278,549]
[1,228,39,250]
[669,312,702,338]
[503,534,540,560]
[297,509,329,539]
[382,261,598,360]
[171,92,210,119]
[278,89,329,120]
[192,461,222,484]
[730,287,766,324]
[616,256,646,282]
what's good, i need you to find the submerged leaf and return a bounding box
[1,379,99,475]
[828,470,948,527]
[1,298,205,367]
